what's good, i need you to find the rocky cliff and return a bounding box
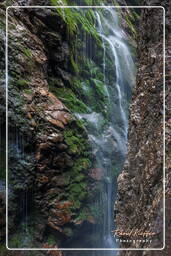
[0,0,105,253]
[115,0,171,255]
[0,0,138,254]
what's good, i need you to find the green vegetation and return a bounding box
[23,88,32,94]
[90,203,103,218]
[17,79,29,89]
[69,182,86,194]
[67,156,91,210]
[74,174,85,182]
[21,47,34,71]
[63,227,73,237]
[82,58,104,81]
[70,55,79,74]
[68,182,88,209]
[64,130,92,213]
[51,0,101,43]
[63,122,92,215]
[71,157,91,174]
[47,234,57,245]
[22,48,32,58]
[75,208,89,221]
[64,129,89,155]
[49,85,89,113]
[125,14,136,35]
[124,9,140,38]
[69,59,109,116]
[51,1,78,33]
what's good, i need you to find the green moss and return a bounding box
[70,58,110,115]
[71,157,91,174]
[71,79,108,117]
[17,79,29,89]
[74,118,85,129]
[20,47,34,71]
[74,174,85,182]
[22,48,32,58]
[74,11,101,43]
[70,55,79,74]
[51,0,101,44]
[68,183,88,209]
[91,78,108,98]
[125,13,136,36]
[82,58,104,81]
[66,155,91,210]
[90,203,103,219]
[63,227,73,237]
[47,234,56,245]
[23,89,32,94]
[49,85,88,114]
[51,0,78,33]
[69,182,86,194]
[64,129,89,155]
[76,208,89,221]
[72,200,81,209]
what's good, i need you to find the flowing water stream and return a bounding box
[76,7,136,252]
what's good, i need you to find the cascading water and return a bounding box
[76,7,136,252]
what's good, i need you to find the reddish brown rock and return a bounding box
[43,243,63,256]
[55,201,73,210]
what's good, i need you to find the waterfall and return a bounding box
[6,6,136,251]
[76,7,136,251]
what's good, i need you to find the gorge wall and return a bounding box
[115,0,171,255]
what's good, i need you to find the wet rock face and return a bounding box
[116,1,171,255]
[0,1,97,252]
